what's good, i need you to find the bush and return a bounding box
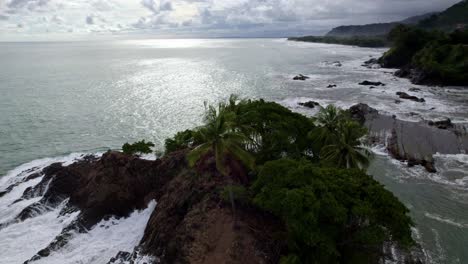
[412,43,468,85]
[233,99,315,164]
[164,129,201,154]
[251,159,414,263]
[122,140,155,155]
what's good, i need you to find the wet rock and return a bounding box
[299,101,320,108]
[396,92,425,103]
[409,87,421,92]
[293,74,309,81]
[395,100,402,104]
[348,103,379,125]
[327,84,337,88]
[359,80,385,86]
[428,118,453,130]
[369,86,376,89]
[362,58,379,69]
[107,251,133,264]
[347,105,468,174]
[331,61,342,67]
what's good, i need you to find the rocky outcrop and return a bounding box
[396,92,425,103]
[359,80,385,86]
[348,103,379,125]
[348,104,468,173]
[11,150,281,264]
[299,101,320,108]
[293,74,309,81]
[362,58,380,69]
[428,118,453,130]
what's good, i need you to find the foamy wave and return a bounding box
[31,201,156,264]
[0,199,79,264]
[425,212,468,229]
[434,153,468,165]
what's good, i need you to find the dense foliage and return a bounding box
[122,140,155,155]
[160,97,415,263]
[418,0,468,31]
[379,24,468,85]
[379,25,436,68]
[164,129,200,154]
[251,159,414,264]
[288,35,387,48]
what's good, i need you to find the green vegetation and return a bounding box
[252,159,414,264]
[288,35,388,48]
[121,140,155,156]
[379,24,468,85]
[418,0,468,31]
[311,106,370,169]
[187,97,255,179]
[158,96,415,263]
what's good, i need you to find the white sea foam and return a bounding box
[425,212,468,229]
[30,201,156,264]
[0,199,79,264]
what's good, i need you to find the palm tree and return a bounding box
[187,100,255,227]
[187,101,254,176]
[309,105,346,151]
[320,120,371,169]
[310,105,371,169]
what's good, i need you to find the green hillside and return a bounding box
[418,0,468,31]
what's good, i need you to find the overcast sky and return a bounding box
[0,0,461,40]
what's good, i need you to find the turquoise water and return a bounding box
[1,39,467,263]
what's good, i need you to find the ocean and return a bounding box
[0,38,467,263]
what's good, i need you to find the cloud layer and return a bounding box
[0,0,461,40]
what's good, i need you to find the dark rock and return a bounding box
[359,80,385,86]
[428,118,453,130]
[369,86,376,89]
[395,100,402,104]
[422,160,437,173]
[327,84,337,88]
[395,66,411,78]
[396,92,425,103]
[293,74,309,81]
[299,101,320,108]
[362,58,379,68]
[348,103,379,125]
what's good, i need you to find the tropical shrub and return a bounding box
[122,140,155,155]
[164,129,200,154]
[233,99,315,164]
[251,159,414,264]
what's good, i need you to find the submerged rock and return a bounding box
[331,61,342,67]
[327,84,337,88]
[359,80,385,86]
[409,87,421,92]
[293,74,309,81]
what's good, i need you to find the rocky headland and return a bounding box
[349,103,468,173]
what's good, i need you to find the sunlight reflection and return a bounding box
[122,39,228,48]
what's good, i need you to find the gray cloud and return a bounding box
[0,0,462,38]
